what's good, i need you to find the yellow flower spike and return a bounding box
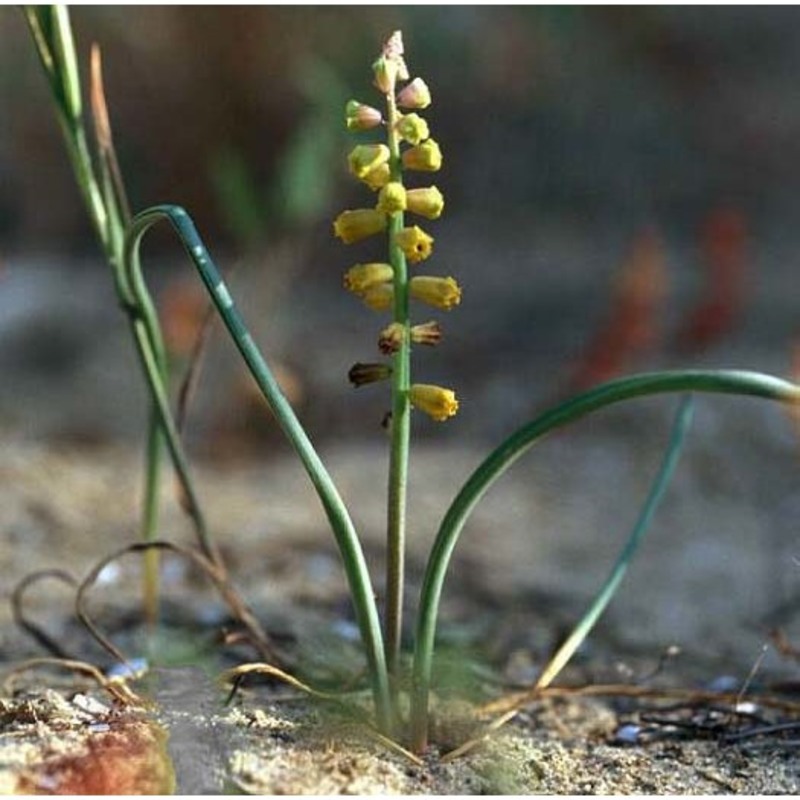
[410,320,443,346]
[345,99,383,131]
[406,186,444,220]
[402,138,443,172]
[410,276,461,310]
[395,225,434,263]
[397,77,431,110]
[378,322,406,355]
[334,209,388,244]
[360,282,394,312]
[344,263,394,294]
[348,362,392,387]
[410,384,459,422]
[361,163,391,191]
[348,144,390,180]
[377,182,407,215]
[396,113,430,146]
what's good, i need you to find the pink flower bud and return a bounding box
[345,100,383,131]
[397,78,431,110]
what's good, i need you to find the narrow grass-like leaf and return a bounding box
[534,394,694,691]
[410,371,800,751]
[23,7,57,81]
[123,205,392,734]
[50,5,82,122]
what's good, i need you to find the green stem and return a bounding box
[24,5,166,624]
[123,205,392,733]
[140,404,164,625]
[122,251,217,565]
[25,10,107,250]
[385,90,410,699]
[410,369,800,752]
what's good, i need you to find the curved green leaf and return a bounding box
[123,205,392,733]
[410,370,799,751]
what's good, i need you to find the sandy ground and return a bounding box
[0,428,799,793]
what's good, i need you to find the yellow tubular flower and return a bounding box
[395,225,434,263]
[348,144,391,180]
[402,138,443,172]
[410,384,459,421]
[396,113,429,146]
[345,100,383,131]
[377,182,407,214]
[344,262,394,294]
[406,186,444,220]
[361,163,391,191]
[396,77,431,110]
[334,209,388,244]
[360,282,394,311]
[410,276,461,310]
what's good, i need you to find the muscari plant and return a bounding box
[24,16,800,754]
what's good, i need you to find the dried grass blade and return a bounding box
[2,657,143,706]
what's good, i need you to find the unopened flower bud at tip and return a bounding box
[372,56,393,95]
[373,31,409,94]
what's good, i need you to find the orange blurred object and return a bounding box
[566,226,668,392]
[160,277,210,358]
[674,206,748,355]
[16,719,175,794]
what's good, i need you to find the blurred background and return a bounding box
[1,6,800,677]
[2,6,800,449]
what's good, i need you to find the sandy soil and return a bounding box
[1,430,799,793]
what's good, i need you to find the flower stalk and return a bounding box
[335,32,459,726]
[384,75,412,702]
